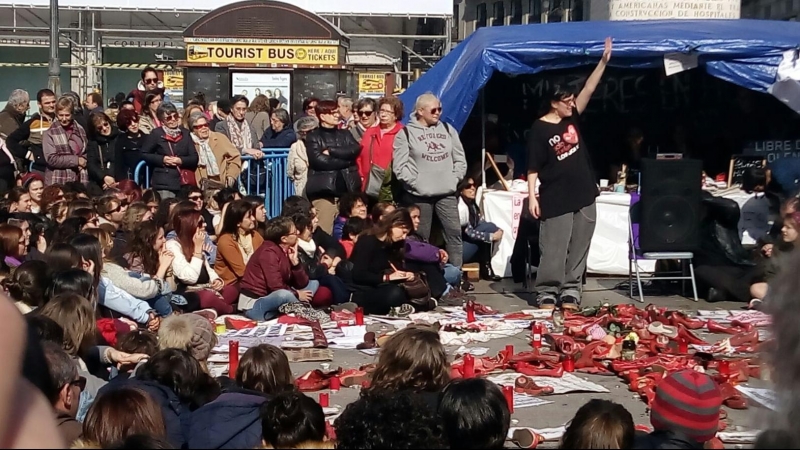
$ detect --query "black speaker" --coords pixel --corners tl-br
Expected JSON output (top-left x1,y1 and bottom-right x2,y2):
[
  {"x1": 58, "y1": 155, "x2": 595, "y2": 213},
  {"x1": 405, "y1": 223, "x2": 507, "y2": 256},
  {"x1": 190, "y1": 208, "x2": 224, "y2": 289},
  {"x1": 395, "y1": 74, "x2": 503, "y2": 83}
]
[{"x1": 638, "y1": 158, "x2": 702, "y2": 253}]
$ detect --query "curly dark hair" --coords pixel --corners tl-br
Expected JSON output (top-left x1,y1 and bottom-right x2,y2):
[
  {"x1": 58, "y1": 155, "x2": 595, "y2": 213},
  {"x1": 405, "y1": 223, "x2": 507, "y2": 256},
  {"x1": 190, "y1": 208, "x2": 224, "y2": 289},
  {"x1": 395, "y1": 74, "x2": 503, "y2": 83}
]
[
  {"x1": 334, "y1": 390, "x2": 446, "y2": 449},
  {"x1": 260, "y1": 391, "x2": 325, "y2": 448},
  {"x1": 126, "y1": 221, "x2": 162, "y2": 275}
]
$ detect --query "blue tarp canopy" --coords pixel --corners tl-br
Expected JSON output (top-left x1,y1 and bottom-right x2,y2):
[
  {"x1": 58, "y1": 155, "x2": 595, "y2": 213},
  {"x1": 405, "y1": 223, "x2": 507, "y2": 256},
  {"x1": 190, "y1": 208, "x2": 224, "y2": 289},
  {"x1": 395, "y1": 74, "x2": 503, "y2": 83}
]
[{"x1": 399, "y1": 19, "x2": 800, "y2": 131}]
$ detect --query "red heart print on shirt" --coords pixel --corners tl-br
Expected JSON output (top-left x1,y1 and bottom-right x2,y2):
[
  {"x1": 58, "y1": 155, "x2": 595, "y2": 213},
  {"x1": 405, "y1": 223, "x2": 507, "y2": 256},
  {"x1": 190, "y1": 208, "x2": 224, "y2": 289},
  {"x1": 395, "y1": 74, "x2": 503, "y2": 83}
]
[{"x1": 563, "y1": 125, "x2": 579, "y2": 144}]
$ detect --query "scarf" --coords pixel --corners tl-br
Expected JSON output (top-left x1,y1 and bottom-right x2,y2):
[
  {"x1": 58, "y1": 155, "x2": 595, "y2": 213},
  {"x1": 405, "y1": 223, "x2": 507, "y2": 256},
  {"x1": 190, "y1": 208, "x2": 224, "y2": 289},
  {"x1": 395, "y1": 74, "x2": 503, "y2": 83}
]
[
  {"x1": 162, "y1": 125, "x2": 182, "y2": 141},
  {"x1": 226, "y1": 114, "x2": 252, "y2": 151},
  {"x1": 237, "y1": 232, "x2": 255, "y2": 264},
  {"x1": 191, "y1": 133, "x2": 220, "y2": 177},
  {"x1": 297, "y1": 237, "x2": 317, "y2": 258}
]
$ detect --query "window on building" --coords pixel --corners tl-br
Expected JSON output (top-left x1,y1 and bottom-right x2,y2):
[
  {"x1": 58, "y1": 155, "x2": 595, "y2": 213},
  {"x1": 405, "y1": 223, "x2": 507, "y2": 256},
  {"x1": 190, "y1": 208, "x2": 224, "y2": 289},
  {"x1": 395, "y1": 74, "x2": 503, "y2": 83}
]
[
  {"x1": 764, "y1": 5, "x2": 771, "y2": 18},
  {"x1": 492, "y1": 1, "x2": 506, "y2": 25},
  {"x1": 477, "y1": 3, "x2": 488, "y2": 28},
  {"x1": 510, "y1": 0, "x2": 523, "y2": 24},
  {"x1": 529, "y1": 0, "x2": 542, "y2": 23},
  {"x1": 570, "y1": 0, "x2": 583, "y2": 21},
  {"x1": 453, "y1": 4, "x2": 461, "y2": 40},
  {"x1": 787, "y1": 0, "x2": 794, "y2": 15}
]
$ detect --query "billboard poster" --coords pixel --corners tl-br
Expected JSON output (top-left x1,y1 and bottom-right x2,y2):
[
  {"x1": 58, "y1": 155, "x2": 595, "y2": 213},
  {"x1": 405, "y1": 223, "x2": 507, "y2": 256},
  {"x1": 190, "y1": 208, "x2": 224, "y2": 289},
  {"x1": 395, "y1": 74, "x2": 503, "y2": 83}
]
[
  {"x1": 230, "y1": 72, "x2": 291, "y2": 113},
  {"x1": 358, "y1": 73, "x2": 385, "y2": 99}
]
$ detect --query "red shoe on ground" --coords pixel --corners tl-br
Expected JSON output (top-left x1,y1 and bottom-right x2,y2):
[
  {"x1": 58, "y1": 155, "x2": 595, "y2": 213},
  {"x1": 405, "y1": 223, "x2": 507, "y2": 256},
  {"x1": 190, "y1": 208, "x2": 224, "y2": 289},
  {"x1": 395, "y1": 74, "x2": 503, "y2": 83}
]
[{"x1": 514, "y1": 376, "x2": 554, "y2": 396}]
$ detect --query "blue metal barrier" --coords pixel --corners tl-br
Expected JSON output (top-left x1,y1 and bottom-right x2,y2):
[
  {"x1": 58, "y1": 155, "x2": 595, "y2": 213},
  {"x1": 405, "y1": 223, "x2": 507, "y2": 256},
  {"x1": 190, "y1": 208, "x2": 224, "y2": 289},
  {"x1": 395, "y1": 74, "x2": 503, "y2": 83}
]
[{"x1": 132, "y1": 148, "x2": 293, "y2": 218}]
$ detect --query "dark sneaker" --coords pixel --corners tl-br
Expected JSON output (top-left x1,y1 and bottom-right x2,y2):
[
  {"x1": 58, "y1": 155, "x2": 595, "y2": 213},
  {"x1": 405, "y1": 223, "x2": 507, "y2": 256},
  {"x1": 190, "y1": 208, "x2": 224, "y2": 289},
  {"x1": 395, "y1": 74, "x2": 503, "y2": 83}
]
[
  {"x1": 439, "y1": 291, "x2": 466, "y2": 307},
  {"x1": 536, "y1": 296, "x2": 557, "y2": 310},
  {"x1": 559, "y1": 294, "x2": 580, "y2": 311},
  {"x1": 460, "y1": 278, "x2": 475, "y2": 292}
]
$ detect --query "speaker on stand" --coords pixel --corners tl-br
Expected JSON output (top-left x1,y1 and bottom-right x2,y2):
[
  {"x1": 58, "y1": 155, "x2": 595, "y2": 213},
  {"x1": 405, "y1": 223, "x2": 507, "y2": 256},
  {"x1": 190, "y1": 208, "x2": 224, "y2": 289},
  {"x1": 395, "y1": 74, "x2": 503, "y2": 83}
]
[{"x1": 638, "y1": 158, "x2": 703, "y2": 253}]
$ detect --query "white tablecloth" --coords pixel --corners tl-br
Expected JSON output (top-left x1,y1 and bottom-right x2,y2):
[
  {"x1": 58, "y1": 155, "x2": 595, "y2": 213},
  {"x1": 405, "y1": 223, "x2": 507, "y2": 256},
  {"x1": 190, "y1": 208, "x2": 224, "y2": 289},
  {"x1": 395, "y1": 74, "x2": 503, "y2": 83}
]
[{"x1": 481, "y1": 190, "x2": 656, "y2": 277}]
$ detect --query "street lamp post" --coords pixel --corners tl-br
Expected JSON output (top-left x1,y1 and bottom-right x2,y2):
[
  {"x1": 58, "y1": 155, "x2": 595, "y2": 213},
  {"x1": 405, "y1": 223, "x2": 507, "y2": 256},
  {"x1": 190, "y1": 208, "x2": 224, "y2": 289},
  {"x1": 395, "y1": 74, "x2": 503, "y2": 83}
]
[{"x1": 48, "y1": 0, "x2": 61, "y2": 96}]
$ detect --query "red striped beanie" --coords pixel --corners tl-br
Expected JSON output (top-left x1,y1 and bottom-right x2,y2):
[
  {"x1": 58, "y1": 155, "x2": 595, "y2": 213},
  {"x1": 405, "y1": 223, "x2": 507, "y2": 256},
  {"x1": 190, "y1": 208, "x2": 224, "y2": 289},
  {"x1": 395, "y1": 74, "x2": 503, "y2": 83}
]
[{"x1": 650, "y1": 370, "x2": 722, "y2": 443}]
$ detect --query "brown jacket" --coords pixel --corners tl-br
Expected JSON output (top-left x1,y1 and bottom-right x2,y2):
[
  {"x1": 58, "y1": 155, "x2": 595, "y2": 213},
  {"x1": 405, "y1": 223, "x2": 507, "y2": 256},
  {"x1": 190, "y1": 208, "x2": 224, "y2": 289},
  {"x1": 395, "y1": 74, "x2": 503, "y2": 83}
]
[
  {"x1": 194, "y1": 131, "x2": 242, "y2": 185},
  {"x1": 215, "y1": 231, "x2": 264, "y2": 285},
  {"x1": 56, "y1": 410, "x2": 83, "y2": 447}
]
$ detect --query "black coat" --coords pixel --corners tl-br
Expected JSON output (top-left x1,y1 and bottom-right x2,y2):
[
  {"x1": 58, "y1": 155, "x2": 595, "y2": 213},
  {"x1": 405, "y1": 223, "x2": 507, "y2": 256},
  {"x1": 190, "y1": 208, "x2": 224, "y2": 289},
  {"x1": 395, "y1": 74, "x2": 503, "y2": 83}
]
[
  {"x1": 305, "y1": 126, "x2": 361, "y2": 199},
  {"x1": 115, "y1": 131, "x2": 145, "y2": 181},
  {"x1": 87, "y1": 128, "x2": 119, "y2": 195},
  {"x1": 140, "y1": 127, "x2": 199, "y2": 192}
]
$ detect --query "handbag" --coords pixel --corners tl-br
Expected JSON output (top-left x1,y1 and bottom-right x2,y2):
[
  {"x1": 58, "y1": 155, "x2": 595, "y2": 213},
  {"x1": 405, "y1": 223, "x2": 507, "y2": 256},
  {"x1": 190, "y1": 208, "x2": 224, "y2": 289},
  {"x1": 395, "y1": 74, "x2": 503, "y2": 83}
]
[
  {"x1": 168, "y1": 141, "x2": 198, "y2": 186},
  {"x1": 400, "y1": 272, "x2": 436, "y2": 312},
  {"x1": 364, "y1": 135, "x2": 386, "y2": 199}
]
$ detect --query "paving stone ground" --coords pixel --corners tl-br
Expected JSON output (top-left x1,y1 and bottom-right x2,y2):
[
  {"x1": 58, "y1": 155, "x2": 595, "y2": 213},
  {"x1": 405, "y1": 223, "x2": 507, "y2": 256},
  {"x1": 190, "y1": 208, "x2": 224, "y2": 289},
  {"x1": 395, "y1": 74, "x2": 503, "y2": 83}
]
[{"x1": 289, "y1": 277, "x2": 768, "y2": 448}]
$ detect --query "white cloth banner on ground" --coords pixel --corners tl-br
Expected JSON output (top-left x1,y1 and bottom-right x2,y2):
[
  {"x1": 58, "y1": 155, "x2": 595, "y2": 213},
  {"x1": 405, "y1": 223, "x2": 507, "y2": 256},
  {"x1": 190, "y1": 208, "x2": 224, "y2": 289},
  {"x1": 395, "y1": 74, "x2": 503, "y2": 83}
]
[
  {"x1": 488, "y1": 372, "x2": 609, "y2": 395},
  {"x1": 482, "y1": 190, "x2": 656, "y2": 276},
  {"x1": 510, "y1": 393, "x2": 553, "y2": 409},
  {"x1": 736, "y1": 386, "x2": 778, "y2": 411}
]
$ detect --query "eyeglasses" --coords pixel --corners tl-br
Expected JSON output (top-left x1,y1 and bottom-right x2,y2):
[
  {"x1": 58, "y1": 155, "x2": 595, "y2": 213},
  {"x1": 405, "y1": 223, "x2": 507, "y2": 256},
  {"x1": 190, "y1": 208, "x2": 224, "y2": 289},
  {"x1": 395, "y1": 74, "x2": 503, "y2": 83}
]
[
  {"x1": 165, "y1": 112, "x2": 179, "y2": 121},
  {"x1": 463, "y1": 182, "x2": 477, "y2": 189},
  {"x1": 189, "y1": 195, "x2": 203, "y2": 202},
  {"x1": 192, "y1": 123, "x2": 209, "y2": 130},
  {"x1": 63, "y1": 376, "x2": 86, "y2": 392},
  {"x1": 144, "y1": 78, "x2": 158, "y2": 84},
  {"x1": 379, "y1": 109, "x2": 394, "y2": 115},
  {"x1": 559, "y1": 97, "x2": 576, "y2": 105},
  {"x1": 96, "y1": 122, "x2": 110, "y2": 132},
  {"x1": 357, "y1": 110, "x2": 374, "y2": 117},
  {"x1": 428, "y1": 107, "x2": 442, "y2": 114}
]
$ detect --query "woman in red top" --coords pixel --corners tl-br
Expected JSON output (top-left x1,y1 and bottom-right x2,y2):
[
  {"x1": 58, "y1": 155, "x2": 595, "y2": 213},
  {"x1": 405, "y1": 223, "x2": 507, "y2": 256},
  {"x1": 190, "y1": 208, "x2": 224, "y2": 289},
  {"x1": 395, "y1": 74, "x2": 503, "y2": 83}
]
[{"x1": 357, "y1": 96, "x2": 403, "y2": 200}]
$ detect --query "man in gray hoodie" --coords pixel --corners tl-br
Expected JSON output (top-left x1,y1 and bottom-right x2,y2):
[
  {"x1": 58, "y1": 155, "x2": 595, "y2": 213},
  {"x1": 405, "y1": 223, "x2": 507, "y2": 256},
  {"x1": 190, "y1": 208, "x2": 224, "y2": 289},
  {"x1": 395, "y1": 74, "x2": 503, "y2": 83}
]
[{"x1": 393, "y1": 93, "x2": 467, "y2": 267}]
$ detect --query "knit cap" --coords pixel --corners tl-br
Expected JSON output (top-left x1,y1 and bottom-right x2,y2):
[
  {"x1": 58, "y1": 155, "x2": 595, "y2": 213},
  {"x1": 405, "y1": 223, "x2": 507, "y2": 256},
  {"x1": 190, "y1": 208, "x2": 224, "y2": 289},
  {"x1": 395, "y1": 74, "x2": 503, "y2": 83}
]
[
  {"x1": 159, "y1": 313, "x2": 217, "y2": 362},
  {"x1": 650, "y1": 370, "x2": 722, "y2": 443}
]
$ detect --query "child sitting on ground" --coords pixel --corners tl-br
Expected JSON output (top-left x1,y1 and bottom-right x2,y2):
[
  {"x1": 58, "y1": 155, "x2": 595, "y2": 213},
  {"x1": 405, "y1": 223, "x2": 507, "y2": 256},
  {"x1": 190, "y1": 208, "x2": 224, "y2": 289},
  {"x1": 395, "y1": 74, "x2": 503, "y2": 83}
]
[{"x1": 340, "y1": 217, "x2": 369, "y2": 259}]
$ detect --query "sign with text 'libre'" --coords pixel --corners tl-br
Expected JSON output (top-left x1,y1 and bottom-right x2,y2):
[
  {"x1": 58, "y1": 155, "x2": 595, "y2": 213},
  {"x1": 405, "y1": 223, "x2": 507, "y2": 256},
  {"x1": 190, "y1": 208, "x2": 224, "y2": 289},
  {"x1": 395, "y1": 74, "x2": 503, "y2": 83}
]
[{"x1": 186, "y1": 44, "x2": 339, "y2": 65}]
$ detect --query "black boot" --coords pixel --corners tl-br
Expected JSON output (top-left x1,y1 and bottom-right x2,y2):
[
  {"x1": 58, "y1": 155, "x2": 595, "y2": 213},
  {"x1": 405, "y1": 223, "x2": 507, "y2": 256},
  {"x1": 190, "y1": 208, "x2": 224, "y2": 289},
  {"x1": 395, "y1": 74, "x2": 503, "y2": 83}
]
[{"x1": 479, "y1": 244, "x2": 502, "y2": 281}]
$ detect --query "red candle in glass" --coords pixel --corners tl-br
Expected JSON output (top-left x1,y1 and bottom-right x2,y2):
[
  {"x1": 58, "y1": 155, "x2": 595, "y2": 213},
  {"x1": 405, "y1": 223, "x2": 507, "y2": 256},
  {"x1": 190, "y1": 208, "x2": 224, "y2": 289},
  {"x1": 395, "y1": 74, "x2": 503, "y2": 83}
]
[
  {"x1": 503, "y1": 385, "x2": 514, "y2": 413},
  {"x1": 678, "y1": 338, "x2": 689, "y2": 354},
  {"x1": 718, "y1": 360, "x2": 730, "y2": 376},
  {"x1": 355, "y1": 307, "x2": 364, "y2": 326},
  {"x1": 466, "y1": 301, "x2": 476, "y2": 323},
  {"x1": 463, "y1": 354, "x2": 475, "y2": 378},
  {"x1": 563, "y1": 355, "x2": 575, "y2": 372},
  {"x1": 228, "y1": 340, "x2": 239, "y2": 379},
  {"x1": 319, "y1": 393, "x2": 329, "y2": 407},
  {"x1": 505, "y1": 344, "x2": 514, "y2": 359},
  {"x1": 531, "y1": 322, "x2": 543, "y2": 349},
  {"x1": 329, "y1": 376, "x2": 341, "y2": 391}
]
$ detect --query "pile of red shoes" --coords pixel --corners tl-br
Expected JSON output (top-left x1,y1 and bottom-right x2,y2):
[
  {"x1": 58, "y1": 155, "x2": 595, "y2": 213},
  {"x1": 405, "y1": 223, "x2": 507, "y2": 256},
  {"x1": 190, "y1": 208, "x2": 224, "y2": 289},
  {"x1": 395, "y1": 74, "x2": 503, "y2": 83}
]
[{"x1": 295, "y1": 364, "x2": 377, "y2": 392}]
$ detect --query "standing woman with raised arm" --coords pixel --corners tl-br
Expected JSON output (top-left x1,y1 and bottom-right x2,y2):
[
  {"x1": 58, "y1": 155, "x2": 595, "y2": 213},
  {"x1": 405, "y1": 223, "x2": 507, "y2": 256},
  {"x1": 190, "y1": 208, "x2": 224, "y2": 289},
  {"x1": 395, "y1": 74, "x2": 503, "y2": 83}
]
[{"x1": 526, "y1": 37, "x2": 612, "y2": 311}]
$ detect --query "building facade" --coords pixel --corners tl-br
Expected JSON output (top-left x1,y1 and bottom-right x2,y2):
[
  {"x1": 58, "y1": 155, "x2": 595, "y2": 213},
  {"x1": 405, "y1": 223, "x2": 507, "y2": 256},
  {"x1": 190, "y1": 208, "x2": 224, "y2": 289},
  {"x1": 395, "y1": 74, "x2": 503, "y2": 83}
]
[
  {"x1": 0, "y1": 0, "x2": 452, "y2": 105},
  {"x1": 742, "y1": 0, "x2": 800, "y2": 19},
  {"x1": 453, "y1": 0, "x2": 584, "y2": 43}
]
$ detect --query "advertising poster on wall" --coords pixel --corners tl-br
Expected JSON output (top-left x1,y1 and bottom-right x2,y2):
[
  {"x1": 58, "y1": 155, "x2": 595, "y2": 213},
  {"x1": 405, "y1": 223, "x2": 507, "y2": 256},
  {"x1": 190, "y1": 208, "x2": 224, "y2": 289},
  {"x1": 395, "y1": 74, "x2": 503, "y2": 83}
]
[
  {"x1": 163, "y1": 70, "x2": 185, "y2": 109},
  {"x1": 358, "y1": 73, "x2": 385, "y2": 99},
  {"x1": 231, "y1": 72, "x2": 292, "y2": 113}
]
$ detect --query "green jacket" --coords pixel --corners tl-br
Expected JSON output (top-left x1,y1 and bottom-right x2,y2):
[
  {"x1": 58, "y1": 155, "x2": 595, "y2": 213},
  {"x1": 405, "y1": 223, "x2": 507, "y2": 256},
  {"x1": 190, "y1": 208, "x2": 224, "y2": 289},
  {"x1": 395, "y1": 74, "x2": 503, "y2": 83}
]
[{"x1": 378, "y1": 161, "x2": 403, "y2": 204}]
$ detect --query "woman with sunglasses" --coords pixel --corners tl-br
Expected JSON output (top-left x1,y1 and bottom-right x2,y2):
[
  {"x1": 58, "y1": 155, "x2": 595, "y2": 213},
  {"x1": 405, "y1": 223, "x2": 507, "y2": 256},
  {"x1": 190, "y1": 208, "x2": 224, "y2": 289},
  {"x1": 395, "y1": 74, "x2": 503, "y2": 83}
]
[
  {"x1": 357, "y1": 96, "x2": 403, "y2": 202},
  {"x1": 165, "y1": 208, "x2": 238, "y2": 315},
  {"x1": 140, "y1": 102, "x2": 199, "y2": 200},
  {"x1": 86, "y1": 112, "x2": 120, "y2": 196},
  {"x1": 115, "y1": 109, "x2": 144, "y2": 181},
  {"x1": 97, "y1": 196, "x2": 129, "y2": 231},
  {"x1": 305, "y1": 100, "x2": 362, "y2": 234},
  {"x1": 187, "y1": 112, "x2": 241, "y2": 189},
  {"x1": 458, "y1": 176, "x2": 503, "y2": 281}
]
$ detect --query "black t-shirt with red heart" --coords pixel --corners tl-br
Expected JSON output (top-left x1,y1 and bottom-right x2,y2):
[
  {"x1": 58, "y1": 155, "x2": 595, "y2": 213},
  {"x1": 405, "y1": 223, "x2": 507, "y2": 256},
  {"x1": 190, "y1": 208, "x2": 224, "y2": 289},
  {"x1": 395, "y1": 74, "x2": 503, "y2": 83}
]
[{"x1": 526, "y1": 109, "x2": 598, "y2": 219}]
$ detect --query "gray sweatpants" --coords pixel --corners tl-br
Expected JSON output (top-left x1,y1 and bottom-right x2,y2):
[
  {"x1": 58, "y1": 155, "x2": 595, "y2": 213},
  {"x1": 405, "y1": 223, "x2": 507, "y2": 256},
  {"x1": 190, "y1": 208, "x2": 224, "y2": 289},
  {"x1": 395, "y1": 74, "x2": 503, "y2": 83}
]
[
  {"x1": 408, "y1": 194, "x2": 464, "y2": 268},
  {"x1": 534, "y1": 201, "x2": 597, "y2": 301}
]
